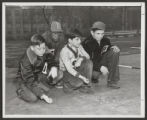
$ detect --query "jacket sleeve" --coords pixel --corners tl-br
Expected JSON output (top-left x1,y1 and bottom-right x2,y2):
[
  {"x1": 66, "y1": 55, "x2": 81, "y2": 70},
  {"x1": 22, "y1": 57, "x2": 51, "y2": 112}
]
[
  {"x1": 20, "y1": 57, "x2": 35, "y2": 84},
  {"x1": 79, "y1": 45, "x2": 90, "y2": 59},
  {"x1": 82, "y1": 40, "x2": 93, "y2": 59},
  {"x1": 15, "y1": 61, "x2": 23, "y2": 89}
]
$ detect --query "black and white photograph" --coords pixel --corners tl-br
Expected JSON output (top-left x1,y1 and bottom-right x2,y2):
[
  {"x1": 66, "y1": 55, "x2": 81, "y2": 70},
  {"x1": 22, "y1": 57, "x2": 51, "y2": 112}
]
[{"x1": 2, "y1": 1, "x2": 145, "y2": 118}]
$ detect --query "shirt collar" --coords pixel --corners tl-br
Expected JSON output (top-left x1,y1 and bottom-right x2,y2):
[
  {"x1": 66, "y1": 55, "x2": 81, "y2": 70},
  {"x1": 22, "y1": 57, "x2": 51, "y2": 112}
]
[{"x1": 68, "y1": 43, "x2": 78, "y2": 52}]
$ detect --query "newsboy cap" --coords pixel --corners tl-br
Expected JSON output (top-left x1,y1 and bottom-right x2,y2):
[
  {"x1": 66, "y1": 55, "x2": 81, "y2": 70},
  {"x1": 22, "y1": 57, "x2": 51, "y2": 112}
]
[{"x1": 91, "y1": 21, "x2": 106, "y2": 30}]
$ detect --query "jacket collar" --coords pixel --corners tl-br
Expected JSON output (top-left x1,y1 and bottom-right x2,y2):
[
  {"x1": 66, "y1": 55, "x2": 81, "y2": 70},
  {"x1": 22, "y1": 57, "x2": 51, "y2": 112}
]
[
  {"x1": 88, "y1": 35, "x2": 100, "y2": 47},
  {"x1": 27, "y1": 47, "x2": 37, "y2": 64},
  {"x1": 89, "y1": 35, "x2": 106, "y2": 45}
]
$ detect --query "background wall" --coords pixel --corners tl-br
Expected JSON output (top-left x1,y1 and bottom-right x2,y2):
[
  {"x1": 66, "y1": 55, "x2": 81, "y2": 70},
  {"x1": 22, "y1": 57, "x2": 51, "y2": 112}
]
[{"x1": 6, "y1": 6, "x2": 141, "y2": 41}]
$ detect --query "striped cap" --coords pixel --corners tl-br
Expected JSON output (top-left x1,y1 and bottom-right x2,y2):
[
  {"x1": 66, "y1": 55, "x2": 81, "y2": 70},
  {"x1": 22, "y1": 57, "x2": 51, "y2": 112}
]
[{"x1": 51, "y1": 21, "x2": 63, "y2": 32}]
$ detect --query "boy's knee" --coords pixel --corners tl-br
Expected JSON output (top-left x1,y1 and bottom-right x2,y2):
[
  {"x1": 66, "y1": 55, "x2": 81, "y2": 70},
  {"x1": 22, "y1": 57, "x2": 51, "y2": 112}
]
[
  {"x1": 108, "y1": 48, "x2": 120, "y2": 57},
  {"x1": 28, "y1": 95, "x2": 38, "y2": 103},
  {"x1": 17, "y1": 89, "x2": 38, "y2": 103}
]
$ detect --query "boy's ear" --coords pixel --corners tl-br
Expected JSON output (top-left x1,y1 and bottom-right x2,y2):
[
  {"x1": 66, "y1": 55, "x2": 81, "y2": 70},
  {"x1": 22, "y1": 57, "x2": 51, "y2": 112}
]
[
  {"x1": 30, "y1": 46, "x2": 34, "y2": 51},
  {"x1": 90, "y1": 30, "x2": 94, "y2": 36},
  {"x1": 68, "y1": 38, "x2": 72, "y2": 43}
]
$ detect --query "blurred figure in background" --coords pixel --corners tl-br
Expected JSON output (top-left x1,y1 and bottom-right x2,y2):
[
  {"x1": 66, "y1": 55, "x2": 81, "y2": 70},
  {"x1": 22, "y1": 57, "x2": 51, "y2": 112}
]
[
  {"x1": 42, "y1": 21, "x2": 66, "y2": 88},
  {"x1": 42, "y1": 21, "x2": 66, "y2": 63}
]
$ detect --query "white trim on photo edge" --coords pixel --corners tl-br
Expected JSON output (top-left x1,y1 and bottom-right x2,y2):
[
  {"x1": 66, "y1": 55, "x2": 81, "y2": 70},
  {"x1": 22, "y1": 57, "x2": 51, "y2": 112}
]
[
  {"x1": 140, "y1": 2, "x2": 145, "y2": 118},
  {"x1": 2, "y1": 2, "x2": 6, "y2": 118},
  {"x1": 2, "y1": 1, "x2": 145, "y2": 118},
  {"x1": 3, "y1": 2, "x2": 143, "y2": 6}
]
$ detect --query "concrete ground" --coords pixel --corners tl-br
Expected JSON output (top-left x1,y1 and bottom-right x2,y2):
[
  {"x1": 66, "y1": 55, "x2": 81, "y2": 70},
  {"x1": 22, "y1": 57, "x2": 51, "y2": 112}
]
[{"x1": 4, "y1": 36, "x2": 142, "y2": 117}]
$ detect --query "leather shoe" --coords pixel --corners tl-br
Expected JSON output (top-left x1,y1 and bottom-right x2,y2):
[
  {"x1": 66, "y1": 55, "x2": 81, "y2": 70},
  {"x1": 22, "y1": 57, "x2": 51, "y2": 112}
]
[
  {"x1": 107, "y1": 83, "x2": 120, "y2": 89},
  {"x1": 92, "y1": 79, "x2": 99, "y2": 83},
  {"x1": 79, "y1": 86, "x2": 94, "y2": 94}
]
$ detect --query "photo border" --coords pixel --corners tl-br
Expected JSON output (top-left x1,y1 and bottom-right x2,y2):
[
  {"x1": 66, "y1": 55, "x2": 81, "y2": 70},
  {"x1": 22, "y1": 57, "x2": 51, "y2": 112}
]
[{"x1": 1, "y1": 0, "x2": 146, "y2": 119}]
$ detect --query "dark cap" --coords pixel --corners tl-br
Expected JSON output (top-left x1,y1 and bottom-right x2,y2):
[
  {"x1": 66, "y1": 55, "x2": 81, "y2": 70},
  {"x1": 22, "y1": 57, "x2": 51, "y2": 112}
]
[
  {"x1": 91, "y1": 21, "x2": 105, "y2": 30},
  {"x1": 70, "y1": 29, "x2": 83, "y2": 37},
  {"x1": 66, "y1": 29, "x2": 83, "y2": 39}
]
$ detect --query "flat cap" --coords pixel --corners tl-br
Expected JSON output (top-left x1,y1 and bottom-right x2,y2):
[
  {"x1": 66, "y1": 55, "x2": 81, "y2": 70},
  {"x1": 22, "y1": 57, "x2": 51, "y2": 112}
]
[{"x1": 91, "y1": 21, "x2": 105, "y2": 30}]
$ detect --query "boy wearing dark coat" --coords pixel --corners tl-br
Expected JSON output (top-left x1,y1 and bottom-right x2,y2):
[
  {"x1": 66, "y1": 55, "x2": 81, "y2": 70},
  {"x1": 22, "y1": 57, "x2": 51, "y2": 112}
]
[
  {"x1": 16, "y1": 34, "x2": 63, "y2": 103},
  {"x1": 82, "y1": 21, "x2": 120, "y2": 89}
]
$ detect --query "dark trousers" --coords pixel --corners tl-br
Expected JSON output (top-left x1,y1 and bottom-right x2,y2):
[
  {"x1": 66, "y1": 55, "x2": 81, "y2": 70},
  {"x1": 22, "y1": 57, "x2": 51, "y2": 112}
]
[
  {"x1": 93, "y1": 48, "x2": 120, "y2": 84},
  {"x1": 62, "y1": 59, "x2": 93, "y2": 90},
  {"x1": 16, "y1": 82, "x2": 45, "y2": 102},
  {"x1": 16, "y1": 70, "x2": 63, "y2": 102}
]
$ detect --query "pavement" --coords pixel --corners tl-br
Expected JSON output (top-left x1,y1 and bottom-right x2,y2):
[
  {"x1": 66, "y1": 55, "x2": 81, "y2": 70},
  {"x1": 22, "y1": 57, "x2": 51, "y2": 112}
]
[{"x1": 4, "y1": 54, "x2": 141, "y2": 117}]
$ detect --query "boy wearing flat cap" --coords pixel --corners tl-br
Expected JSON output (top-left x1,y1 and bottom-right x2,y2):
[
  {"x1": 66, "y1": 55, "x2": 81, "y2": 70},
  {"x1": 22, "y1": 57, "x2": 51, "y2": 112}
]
[
  {"x1": 59, "y1": 29, "x2": 94, "y2": 93},
  {"x1": 82, "y1": 21, "x2": 120, "y2": 89}
]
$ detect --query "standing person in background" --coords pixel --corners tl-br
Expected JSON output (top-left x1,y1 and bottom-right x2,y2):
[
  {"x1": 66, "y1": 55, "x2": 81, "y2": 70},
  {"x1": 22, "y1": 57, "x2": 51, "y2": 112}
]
[
  {"x1": 82, "y1": 21, "x2": 120, "y2": 89},
  {"x1": 59, "y1": 29, "x2": 94, "y2": 94},
  {"x1": 42, "y1": 21, "x2": 66, "y2": 63},
  {"x1": 42, "y1": 21, "x2": 66, "y2": 88}
]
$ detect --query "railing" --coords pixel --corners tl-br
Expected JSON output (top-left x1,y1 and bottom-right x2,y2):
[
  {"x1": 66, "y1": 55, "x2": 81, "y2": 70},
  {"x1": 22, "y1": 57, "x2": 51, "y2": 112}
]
[{"x1": 105, "y1": 30, "x2": 140, "y2": 38}]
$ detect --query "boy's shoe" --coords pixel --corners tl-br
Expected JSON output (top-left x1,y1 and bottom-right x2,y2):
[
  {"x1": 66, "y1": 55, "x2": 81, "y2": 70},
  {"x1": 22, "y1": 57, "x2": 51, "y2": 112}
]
[
  {"x1": 107, "y1": 83, "x2": 120, "y2": 89},
  {"x1": 55, "y1": 84, "x2": 63, "y2": 89},
  {"x1": 40, "y1": 94, "x2": 53, "y2": 104},
  {"x1": 63, "y1": 84, "x2": 74, "y2": 93},
  {"x1": 79, "y1": 86, "x2": 94, "y2": 94},
  {"x1": 55, "y1": 82, "x2": 63, "y2": 89},
  {"x1": 92, "y1": 79, "x2": 99, "y2": 83}
]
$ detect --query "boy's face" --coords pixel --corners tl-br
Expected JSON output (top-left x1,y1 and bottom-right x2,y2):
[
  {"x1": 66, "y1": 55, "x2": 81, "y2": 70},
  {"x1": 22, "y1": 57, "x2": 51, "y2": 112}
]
[
  {"x1": 91, "y1": 30, "x2": 105, "y2": 41},
  {"x1": 69, "y1": 37, "x2": 81, "y2": 48},
  {"x1": 32, "y1": 43, "x2": 46, "y2": 56}
]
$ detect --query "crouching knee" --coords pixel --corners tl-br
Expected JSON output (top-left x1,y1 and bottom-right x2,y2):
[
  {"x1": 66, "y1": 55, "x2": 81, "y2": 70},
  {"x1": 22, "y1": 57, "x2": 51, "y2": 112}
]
[
  {"x1": 28, "y1": 95, "x2": 38, "y2": 103},
  {"x1": 16, "y1": 89, "x2": 38, "y2": 103},
  {"x1": 108, "y1": 48, "x2": 120, "y2": 57}
]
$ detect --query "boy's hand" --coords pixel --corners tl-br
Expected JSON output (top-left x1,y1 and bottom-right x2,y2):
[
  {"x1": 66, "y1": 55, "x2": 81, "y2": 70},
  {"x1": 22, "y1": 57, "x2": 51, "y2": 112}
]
[
  {"x1": 48, "y1": 67, "x2": 57, "y2": 79},
  {"x1": 111, "y1": 46, "x2": 120, "y2": 53},
  {"x1": 46, "y1": 47, "x2": 55, "y2": 55},
  {"x1": 79, "y1": 75, "x2": 89, "y2": 84},
  {"x1": 100, "y1": 66, "x2": 109, "y2": 75}
]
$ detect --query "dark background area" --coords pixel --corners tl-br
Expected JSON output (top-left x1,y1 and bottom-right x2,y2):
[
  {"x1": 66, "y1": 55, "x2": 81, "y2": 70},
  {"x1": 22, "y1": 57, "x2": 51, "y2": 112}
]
[{"x1": 6, "y1": 6, "x2": 141, "y2": 41}]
